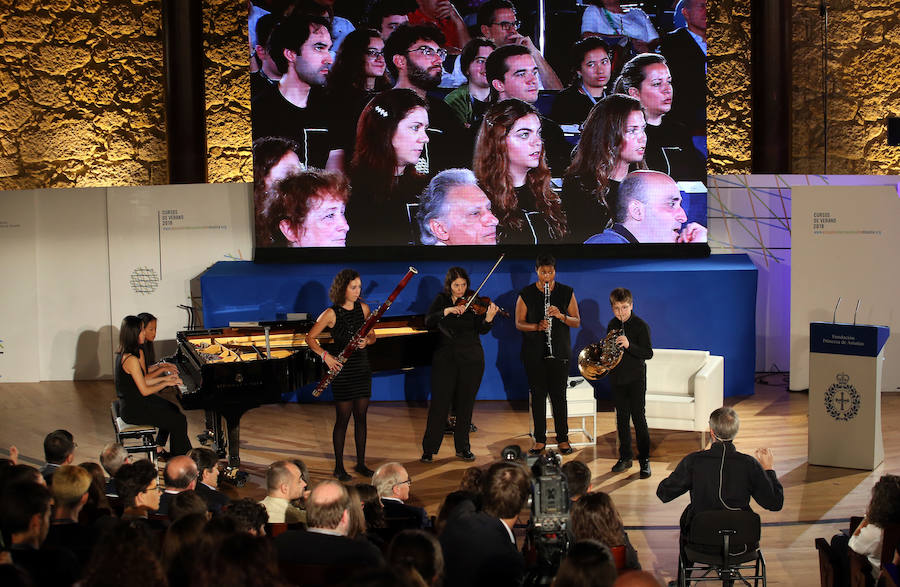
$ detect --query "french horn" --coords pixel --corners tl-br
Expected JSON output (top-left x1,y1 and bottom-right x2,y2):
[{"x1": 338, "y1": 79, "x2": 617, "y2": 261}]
[{"x1": 577, "y1": 329, "x2": 624, "y2": 380}]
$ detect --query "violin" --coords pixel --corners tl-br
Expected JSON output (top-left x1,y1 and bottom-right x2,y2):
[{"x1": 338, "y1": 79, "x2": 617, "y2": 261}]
[{"x1": 456, "y1": 295, "x2": 510, "y2": 318}]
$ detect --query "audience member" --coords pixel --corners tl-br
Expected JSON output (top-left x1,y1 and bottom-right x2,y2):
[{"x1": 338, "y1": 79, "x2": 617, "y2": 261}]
[
  {"x1": 562, "y1": 94, "x2": 646, "y2": 243},
  {"x1": 0, "y1": 464, "x2": 44, "y2": 490},
  {"x1": 387, "y1": 529, "x2": 445, "y2": 586},
  {"x1": 444, "y1": 38, "x2": 496, "y2": 129},
  {"x1": 258, "y1": 169, "x2": 351, "y2": 248},
  {"x1": 0, "y1": 481, "x2": 80, "y2": 586},
  {"x1": 553, "y1": 539, "x2": 618, "y2": 587},
  {"x1": 440, "y1": 461, "x2": 530, "y2": 587},
  {"x1": 80, "y1": 519, "x2": 166, "y2": 587},
  {"x1": 407, "y1": 0, "x2": 470, "y2": 51},
  {"x1": 474, "y1": 99, "x2": 568, "y2": 244},
  {"x1": 356, "y1": 482, "x2": 387, "y2": 530},
  {"x1": 570, "y1": 491, "x2": 641, "y2": 570},
  {"x1": 45, "y1": 465, "x2": 95, "y2": 568},
  {"x1": 659, "y1": 0, "x2": 707, "y2": 136},
  {"x1": 251, "y1": 13, "x2": 334, "y2": 168},
  {"x1": 585, "y1": 170, "x2": 706, "y2": 244},
  {"x1": 259, "y1": 460, "x2": 307, "y2": 524},
  {"x1": 657, "y1": 407, "x2": 784, "y2": 564},
  {"x1": 550, "y1": 37, "x2": 611, "y2": 126},
  {"x1": 273, "y1": 480, "x2": 384, "y2": 569},
  {"x1": 208, "y1": 531, "x2": 291, "y2": 587},
  {"x1": 168, "y1": 490, "x2": 209, "y2": 522},
  {"x1": 160, "y1": 512, "x2": 207, "y2": 586},
  {"x1": 77, "y1": 461, "x2": 113, "y2": 523},
  {"x1": 114, "y1": 459, "x2": 162, "y2": 521},
  {"x1": 615, "y1": 53, "x2": 705, "y2": 181},
  {"x1": 40, "y1": 429, "x2": 75, "y2": 485},
  {"x1": 293, "y1": 0, "x2": 355, "y2": 53},
  {"x1": 368, "y1": 0, "x2": 409, "y2": 40},
  {"x1": 99, "y1": 442, "x2": 129, "y2": 497},
  {"x1": 250, "y1": 13, "x2": 282, "y2": 100},
  {"x1": 581, "y1": 0, "x2": 659, "y2": 54},
  {"x1": 476, "y1": 0, "x2": 561, "y2": 89},
  {"x1": 158, "y1": 455, "x2": 199, "y2": 517},
  {"x1": 222, "y1": 498, "x2": 269, "y2": 536},
  {"x1": 562, "y1": 460, "x2": 593, "y2": 501},
  {"x1": 252, "y1": 136, "x2": 305, "y2": 239},
  {"x1": 418, "y1": 168, "x2": 499, "y2": 246},
  {"x1": 188, "y1": 447, "x2": 229, "y2": 513},
  {"x1": 484, "y1": 45, "x2": 570, "y2": 176},
  {"x1": 374, "y1": 462, "x2": 431, "y2": 531}
]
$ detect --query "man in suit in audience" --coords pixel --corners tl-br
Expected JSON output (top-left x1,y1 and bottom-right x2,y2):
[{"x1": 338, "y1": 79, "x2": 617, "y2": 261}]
[
  {"x1": 40, "y1": 429, "x2": 76, "y2": 486},
  {"x1": 259, "y1": 460, "x2": 307, "y2": 524},
  {"x1": 273, "y1": 480, "x2": 383, "y2": 569},
  {"x1": 485, "y1": 44, "x2": 571, "y2": 176},
  {"x1": 158, "y1": 455, "x2": 198, "y2": 517},
  {"x1": 440, "y1": 461, "x2": 530, "y2": 587},
  {"x1": 657, "y1": 407, "x2": 784, "y2": 562},
  {"x1": 188, "y1": 447, "x2": 230, "y2": 513},
  {"x1": 659, "y1": 0, "x2": 707, "y2": 136},
  {"x1": 99, "y1": 442, "x2": 130, "y2": 497},
  {"x1": 373, "y1": 462, "x2": 431, "y2": 532}
]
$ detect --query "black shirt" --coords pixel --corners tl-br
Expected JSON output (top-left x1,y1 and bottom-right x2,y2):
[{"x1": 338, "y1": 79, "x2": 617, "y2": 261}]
[
  {"x1": 561, "y1": 176, "x2": 618, "y2": 243},
  {"x1": 495, "y1": 185, "x2": 555, "y2": 245},
  {"x1": 250, "y1": 85, "x2": 331, "y2": 168},
  {"x1": 606, "y1": 312, "x2": 652, "y2": 384},
  {"x1": 644, "y1": 118, "x2": 706, "y2": 182},
  {"x1": 426, "y1": 291, "x2": 494, "y2": 350},
  {"x1": 346, "y1": 170, "x2": 428, "y2": 246},
  {"x1": 550, "y1": 84, "x2": 603, "y2": 126},
  {"x1": 539, "y1": 114, "x2": 573, "y2": 178},
  {"x1": 519, "y1": 282, "x2": 574, "y2": 361}
]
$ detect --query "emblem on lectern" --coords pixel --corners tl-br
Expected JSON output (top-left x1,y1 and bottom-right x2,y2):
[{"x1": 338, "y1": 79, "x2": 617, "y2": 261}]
[{"x1": 825, "y1": 373, "x2": 860, "y2": 421}]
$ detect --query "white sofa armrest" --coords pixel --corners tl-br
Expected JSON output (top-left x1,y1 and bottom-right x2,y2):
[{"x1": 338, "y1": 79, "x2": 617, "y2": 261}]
[{"x1": 691, "y1": 354, "x2": 725, "y2": 431}]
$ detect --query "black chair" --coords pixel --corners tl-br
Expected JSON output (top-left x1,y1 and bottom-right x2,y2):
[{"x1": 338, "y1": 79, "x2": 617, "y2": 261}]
[{"x1": 679, "y1": 510, "x2": 767, "y2": 586}]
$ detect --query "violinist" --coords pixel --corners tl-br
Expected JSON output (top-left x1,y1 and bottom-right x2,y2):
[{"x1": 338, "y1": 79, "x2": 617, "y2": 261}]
[{"x1": 421, "y1": 266, "x2": 499, "y2": 463}]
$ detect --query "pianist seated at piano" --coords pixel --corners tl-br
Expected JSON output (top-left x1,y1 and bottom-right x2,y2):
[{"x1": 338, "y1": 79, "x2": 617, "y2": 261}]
[
  {"x1": 306, "y1": 269, "x2": 377, "y2": 482},
  {"x1": 116, "y1": 315, "x2": 192, "y2": 456},
  {"x1": 138, "y1": 312, "x2": 177, "y2": 385},
  {"x1": 256, "y1": 169, "x2": 350, "y2": 248}
]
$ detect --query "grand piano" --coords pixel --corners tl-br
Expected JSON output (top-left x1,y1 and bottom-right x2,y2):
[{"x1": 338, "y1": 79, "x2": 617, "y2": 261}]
[{"x1": 169, "y1": 316, "x2": 436, "y2": 484}]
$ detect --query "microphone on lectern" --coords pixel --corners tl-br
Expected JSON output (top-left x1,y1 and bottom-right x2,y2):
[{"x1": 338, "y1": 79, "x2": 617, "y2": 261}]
[{"x1": 833, "y1": 297, "x2": 842, "y2": 324}]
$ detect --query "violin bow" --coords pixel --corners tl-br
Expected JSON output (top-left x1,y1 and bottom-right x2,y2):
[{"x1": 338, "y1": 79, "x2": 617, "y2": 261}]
[{"x1": 462, "y1": 253, "x2": 505, "y2": 313}]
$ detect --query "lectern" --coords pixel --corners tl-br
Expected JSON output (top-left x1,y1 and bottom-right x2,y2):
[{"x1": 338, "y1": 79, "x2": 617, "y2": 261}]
[{"x1": 808, "y1": 322, "x2": 890, "y2": 470}]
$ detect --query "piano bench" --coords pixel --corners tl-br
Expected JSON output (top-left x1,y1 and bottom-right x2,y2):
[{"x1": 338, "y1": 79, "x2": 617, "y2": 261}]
[{"x1": 110, "y1": 400, "x2": 158, "y2": 465}]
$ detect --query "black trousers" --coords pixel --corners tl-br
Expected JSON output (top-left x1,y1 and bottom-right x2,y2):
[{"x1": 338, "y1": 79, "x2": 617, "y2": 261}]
[
  {"x1": 612, "y1": 378, "x2": 650, "y2": 460},
  {"x1": 121, "y1": 394, "x2": 191, "y2": 456},
  {"x1": 525, "y1": 356, "x2": 569, "y2": 444},
  {"x1": 422, "y1": 346, "x2": 484, "y2": 454}
]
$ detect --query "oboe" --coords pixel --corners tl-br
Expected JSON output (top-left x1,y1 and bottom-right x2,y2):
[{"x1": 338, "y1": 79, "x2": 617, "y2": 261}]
[{"x1": 543, "y1": 282, "x2": 554, "y2": 359}]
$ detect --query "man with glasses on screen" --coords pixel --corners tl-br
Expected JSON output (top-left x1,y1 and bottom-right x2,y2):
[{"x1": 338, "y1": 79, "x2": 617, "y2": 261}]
[
  {"x1": 585, "y1": 170, "x2": 707, "y2": 244},
  {"x1": 385, "y1": 24, "x2": 468, "y2": 171},
  {"x1": 476, "y1": 0, "x2": 561, "y2": 90},
  {"x1": 418, "y1": 168, "x2": 499, "y2": 246},
  {"x1": 251, "y1": 13, "x2": 333, "y2": 168},
  {"x1": 373, "y1": 462, "x2": 431, "y2": 531}
]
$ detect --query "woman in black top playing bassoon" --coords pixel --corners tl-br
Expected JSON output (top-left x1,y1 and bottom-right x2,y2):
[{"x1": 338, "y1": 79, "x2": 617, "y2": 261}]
[
  {"x1": 421, "y1": 267, "x2": 499, "y2": 463},
  {"x1": 306, "y1": 269, "x2": 377, "y2": 482}
]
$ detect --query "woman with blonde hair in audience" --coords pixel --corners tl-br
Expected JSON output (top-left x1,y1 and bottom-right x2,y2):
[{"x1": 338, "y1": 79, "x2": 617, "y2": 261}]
[
  {"x1": 570, "y1": 491, "x2": 641, "y2": 570},
  {"x1": 561, "y1": 93, "x2": 646, "y2": 243},
  {"x1": 347, "y1": 88, "x2": 431, "y2": 246},
  {"x1": 473, "y1": 99, "x2": 568, "y2": 244}
]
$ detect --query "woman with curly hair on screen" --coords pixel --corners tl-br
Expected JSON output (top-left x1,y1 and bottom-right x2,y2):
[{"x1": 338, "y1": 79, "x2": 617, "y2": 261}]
[{"x1": 473, "y1": 99, "x2": 567, "y2": 245}]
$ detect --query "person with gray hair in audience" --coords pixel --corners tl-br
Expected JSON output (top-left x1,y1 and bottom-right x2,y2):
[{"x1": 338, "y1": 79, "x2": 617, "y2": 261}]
[
  {"x1": 374, "y1": 462, "x2": 431, "y2": 532},
  {"x1": 657, "y1": 406, "x2": 783, "y2": 566},
  {"x1": 418, "y1": 168, "x2": 499, "y2": 246},
  {"x1": 259, "y1": 460, "x2": 307, "y2": 524},
  {"x1": 585, "y1": 170, "x2": 707, "y2": 244},
  {"x1": 99, "y1": 442, "x2": 130, "y2": 497}
]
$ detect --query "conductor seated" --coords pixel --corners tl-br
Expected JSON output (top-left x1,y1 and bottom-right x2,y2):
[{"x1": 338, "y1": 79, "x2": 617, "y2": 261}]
[{"x1": 656, "y1": 407, "x2": 784, "y2": 558}]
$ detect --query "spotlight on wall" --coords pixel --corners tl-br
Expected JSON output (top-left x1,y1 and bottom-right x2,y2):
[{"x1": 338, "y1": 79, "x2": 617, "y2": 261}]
[{"x1": 889, "y1": 117, "x2": 900, "y2": 146}]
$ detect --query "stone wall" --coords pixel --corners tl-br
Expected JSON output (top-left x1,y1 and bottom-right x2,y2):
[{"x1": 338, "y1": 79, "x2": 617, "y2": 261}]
[
  {"x1": 0, "y1": 0, "x2": 168, "y2": 189},
  {"x1": 707, "y1": 0, "x2": 751, "y2": 174},
  {"x1": 792, "y1": 1, "x2": 900, "y2": 175}
]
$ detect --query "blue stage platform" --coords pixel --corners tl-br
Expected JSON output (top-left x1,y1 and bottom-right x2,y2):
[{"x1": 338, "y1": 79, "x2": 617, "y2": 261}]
[{"x1": 201, "y1": 254, "x2": 757, "y2": 402}]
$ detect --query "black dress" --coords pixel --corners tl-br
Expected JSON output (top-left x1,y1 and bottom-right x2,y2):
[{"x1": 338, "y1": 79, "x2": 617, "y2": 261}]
[
  {"x1": 115, "y1": 353, "x2": 191, "y2": 455},
  {"x1": 329, "y1": 302, "x2": 372, "y2": 401}
]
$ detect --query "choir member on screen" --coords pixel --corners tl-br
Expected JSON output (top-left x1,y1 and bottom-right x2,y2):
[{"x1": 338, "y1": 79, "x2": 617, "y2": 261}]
[
  {"x1": 585, "y1": 170, "x2": 707, "y2": 244},
  {"x1": 474, "y1": 99, "x2": 567, "y2": 245},
  {"x1": 550, "y1": 37, "x2": 612, "y2": 127},
  {"x1": 515, "y1": 255, "x2": 580, "y2": 456},
  {"x1": 305, "y1": 270, "x2": 376, "y2": 482},
  {"x1": 421, "y1": 267, "x2": 498, "y2": 463},
  {"x1": 417, "y1": 169, "x2": 498, "y2": 246},
  {"x1": 324, "y1": 28, "x2": 391, "y2": 171},
  {"x1": 347, "y1": 89, "x2": 430, "y2": 246},
  {"x1": 257, "y1": 169, "x2": 350, "y2": 248},
  {"x1": 615, "y1": 53, "x2": 705, "y2": 182},
  {"x1": 561, "y1": 94, "x2": 647, "y2": 243}
]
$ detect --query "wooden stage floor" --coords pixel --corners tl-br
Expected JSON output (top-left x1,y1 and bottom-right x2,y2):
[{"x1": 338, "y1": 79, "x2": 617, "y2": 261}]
[{"x1": 1, "y1": 376, "x2": 897, "y2": 585}]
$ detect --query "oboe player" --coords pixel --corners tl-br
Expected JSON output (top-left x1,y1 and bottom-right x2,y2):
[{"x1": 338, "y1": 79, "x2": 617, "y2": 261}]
[
  {"x1": 515, "y1": 254, "x2": 581, "y2": 455},
  {"x1": 306, "y1": 269, "x2": 377, "y2": 482}
]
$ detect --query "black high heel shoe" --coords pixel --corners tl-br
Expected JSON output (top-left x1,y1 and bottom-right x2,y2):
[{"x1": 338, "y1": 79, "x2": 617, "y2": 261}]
[
  {"x1": 354, "y1": 463, "x2": 374, "y2": 477},
  {"x1": 333, "y1": 466, "x2": 351, "y2": 482}
]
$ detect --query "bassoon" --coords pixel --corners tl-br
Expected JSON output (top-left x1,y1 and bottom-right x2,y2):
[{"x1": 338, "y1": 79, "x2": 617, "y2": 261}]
[{"x1": 311, "y1": 267, "x2": 418, "y2": 397}]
